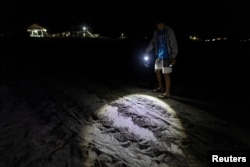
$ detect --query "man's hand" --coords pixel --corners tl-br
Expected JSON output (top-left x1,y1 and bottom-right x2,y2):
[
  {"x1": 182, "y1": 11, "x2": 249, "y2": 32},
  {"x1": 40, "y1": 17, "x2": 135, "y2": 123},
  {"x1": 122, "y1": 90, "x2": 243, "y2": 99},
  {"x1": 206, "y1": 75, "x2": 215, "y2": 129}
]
[{"x1": 171, "y1": 58, "x2": 176, "y2": 65}]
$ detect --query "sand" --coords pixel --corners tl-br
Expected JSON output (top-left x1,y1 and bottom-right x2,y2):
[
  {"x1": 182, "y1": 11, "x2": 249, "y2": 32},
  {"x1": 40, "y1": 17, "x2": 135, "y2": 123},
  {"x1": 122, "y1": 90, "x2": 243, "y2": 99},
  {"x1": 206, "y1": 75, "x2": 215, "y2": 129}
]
[{"x1": 0, "y1": 78, "x2": 249, "y2": 167}]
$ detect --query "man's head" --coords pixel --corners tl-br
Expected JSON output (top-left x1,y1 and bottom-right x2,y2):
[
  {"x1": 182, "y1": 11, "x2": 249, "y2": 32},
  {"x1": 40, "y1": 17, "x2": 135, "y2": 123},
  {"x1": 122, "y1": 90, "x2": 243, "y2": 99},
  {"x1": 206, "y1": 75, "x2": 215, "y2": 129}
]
[{"x1": 155, "y1": 17, "x2": 166, "y2": 30}]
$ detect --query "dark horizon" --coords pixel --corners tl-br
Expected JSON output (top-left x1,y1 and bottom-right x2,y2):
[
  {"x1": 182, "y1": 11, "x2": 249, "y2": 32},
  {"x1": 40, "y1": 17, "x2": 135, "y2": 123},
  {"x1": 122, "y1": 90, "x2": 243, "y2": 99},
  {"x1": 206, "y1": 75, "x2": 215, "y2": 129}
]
[{"x1": 1, "y1": 1, "x2": 250, "y2": 38}]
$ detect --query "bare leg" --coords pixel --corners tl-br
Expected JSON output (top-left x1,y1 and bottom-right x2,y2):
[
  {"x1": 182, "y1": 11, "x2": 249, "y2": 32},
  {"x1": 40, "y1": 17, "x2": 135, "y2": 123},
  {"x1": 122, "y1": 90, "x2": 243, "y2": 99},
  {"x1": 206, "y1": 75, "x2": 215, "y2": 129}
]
[
  {"x1": 156, "y1": 69, "x2": 163, "y2": 89},
  {"x1": 163, "y1": 73, "x2": 171, "y2": 97}
]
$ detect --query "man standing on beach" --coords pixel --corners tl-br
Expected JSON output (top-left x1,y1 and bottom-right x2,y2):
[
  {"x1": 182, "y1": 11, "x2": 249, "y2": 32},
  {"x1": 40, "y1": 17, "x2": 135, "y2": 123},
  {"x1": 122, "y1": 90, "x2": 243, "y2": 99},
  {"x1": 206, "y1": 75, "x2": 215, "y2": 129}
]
[{"x1": 145, "y1": 18, "x2": 178, "y2": 98}]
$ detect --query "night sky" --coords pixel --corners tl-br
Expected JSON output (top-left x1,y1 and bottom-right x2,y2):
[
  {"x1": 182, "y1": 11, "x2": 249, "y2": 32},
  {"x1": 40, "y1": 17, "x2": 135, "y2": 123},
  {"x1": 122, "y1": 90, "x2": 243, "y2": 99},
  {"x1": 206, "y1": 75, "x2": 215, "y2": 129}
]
[{"x1": 1, "y1": 1, "x2": 250, "y2": 38}]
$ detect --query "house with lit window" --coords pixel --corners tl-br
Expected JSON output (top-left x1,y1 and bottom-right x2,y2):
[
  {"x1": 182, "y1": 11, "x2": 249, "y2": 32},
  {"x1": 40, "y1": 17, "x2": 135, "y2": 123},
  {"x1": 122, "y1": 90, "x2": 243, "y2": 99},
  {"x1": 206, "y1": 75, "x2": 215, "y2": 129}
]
[{"x1": 27, "y1": 24, "x2": 48, "y2": 37}]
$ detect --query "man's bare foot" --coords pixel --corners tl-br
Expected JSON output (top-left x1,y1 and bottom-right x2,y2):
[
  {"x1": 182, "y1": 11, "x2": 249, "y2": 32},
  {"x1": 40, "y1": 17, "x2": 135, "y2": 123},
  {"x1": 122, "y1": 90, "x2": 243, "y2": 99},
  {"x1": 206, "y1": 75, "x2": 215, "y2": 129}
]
[
  {"x1": 158, "y1": 92, "x2": 171, "y2": 98},
  {"x1": 152, "y1": 87, "x2": 164, "y2": 92}
]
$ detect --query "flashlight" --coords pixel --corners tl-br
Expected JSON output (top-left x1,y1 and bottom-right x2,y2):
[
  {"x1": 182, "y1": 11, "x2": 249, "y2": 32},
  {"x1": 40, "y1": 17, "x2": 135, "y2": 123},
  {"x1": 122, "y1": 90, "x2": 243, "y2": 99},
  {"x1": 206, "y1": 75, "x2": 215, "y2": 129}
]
[{"x1": 143, "y1": 54, "x2": 150, "y2": 68}]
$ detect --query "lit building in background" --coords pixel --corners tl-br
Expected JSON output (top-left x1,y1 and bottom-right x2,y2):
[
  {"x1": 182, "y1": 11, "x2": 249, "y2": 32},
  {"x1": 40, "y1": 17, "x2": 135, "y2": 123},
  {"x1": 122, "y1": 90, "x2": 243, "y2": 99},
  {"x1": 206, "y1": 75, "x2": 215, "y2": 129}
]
[
  {"x1": 81, "y1": 26, "x2": 96, "y2": 38},
  {"x1": 27, "y1": 24, "x2": 47, "y2": 37},
  {"x1": 190, "y1": 35, "x2": 228, "y2": 42},
  {"x1": 119, "y1": 33, "x2": 128, "y2": 39},
  {"x1": 62, "y1": 25, "x2": 99, "y2": 38},
  {"x1": 189, "y1": 36, "x2": 200, "y2": 41}
]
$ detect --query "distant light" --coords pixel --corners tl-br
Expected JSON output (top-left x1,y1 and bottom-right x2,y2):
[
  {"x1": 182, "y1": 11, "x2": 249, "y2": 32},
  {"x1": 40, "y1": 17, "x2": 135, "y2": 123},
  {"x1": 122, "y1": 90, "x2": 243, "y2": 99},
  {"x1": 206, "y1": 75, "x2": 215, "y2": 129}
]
[
  {"x1": 120, "y1": 33, "x2": 127, "y2": 39},
  {"x1": 212, "y1": 39, "x2": 216, "y2": 42},
  {"x1": 144, "y1": 56, "x2": 149, "y2": 61},
  {"x1": 83, "y1": 26, "x2": 87, "y2": 31},
  {"x1": 190, "y1": 36, "x2": 199, "y2": 40}
]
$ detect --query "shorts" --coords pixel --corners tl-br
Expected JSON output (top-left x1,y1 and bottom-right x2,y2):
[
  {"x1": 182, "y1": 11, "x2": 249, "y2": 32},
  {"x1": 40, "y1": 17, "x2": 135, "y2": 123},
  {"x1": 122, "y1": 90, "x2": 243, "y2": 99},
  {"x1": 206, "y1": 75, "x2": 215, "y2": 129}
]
[{"x1": 155, "y1": 58, "x2": 172, "y2": 74}]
